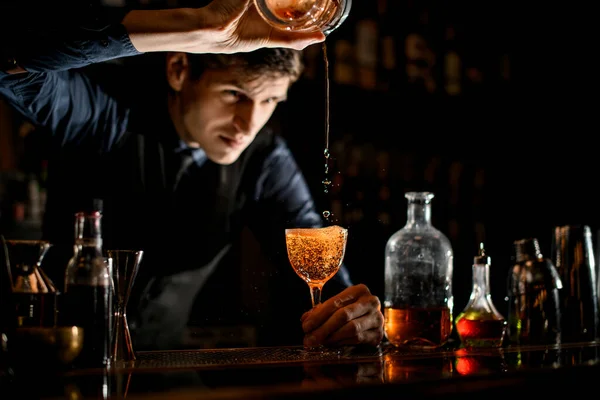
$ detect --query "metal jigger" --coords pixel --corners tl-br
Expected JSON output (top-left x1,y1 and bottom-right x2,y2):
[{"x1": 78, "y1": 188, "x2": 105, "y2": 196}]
[{"x1": 106, "y1": 250, "x2": 143, "y2": 364}]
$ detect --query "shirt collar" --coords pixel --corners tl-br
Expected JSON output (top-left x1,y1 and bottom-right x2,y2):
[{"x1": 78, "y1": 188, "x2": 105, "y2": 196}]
[
  {"x1": 174, "y1": 140, "x2": 208, "y2": 168},
  {"x1": 157, "y1": 105, "x2": 208, "y2": 168}
]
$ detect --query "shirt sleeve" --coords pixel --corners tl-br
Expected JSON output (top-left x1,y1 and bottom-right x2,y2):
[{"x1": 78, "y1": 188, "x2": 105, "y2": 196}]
[
  {"x1": 7, "y1": 22, "x2": 140, "y2": 74},
  {"x1": 0, "y1": 6, "x2": 140, "y2": 150},
  {"x1": 1, "y1": 2, "x2": 140, "y2": 73}
]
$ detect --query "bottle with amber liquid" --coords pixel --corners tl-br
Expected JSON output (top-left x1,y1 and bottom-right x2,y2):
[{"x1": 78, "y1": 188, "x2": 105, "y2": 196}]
[
  {"x1": 384, "y1": 192, "x2": 454, "y2": 349},
  {"x1": 455, "y1": 243, "x2": 507, "y2": 348},
  {"x1": 61, "y1": 207, "x2": 113, "y2": 368}
]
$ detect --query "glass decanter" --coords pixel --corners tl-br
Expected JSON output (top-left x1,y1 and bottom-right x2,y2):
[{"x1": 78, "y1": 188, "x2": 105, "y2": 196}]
[
  {"x1": 455, "y1": 243, "x2": 506, "y2": 348},
  {"x1": 384, "y1": 191, "x2": 454, "y2": 349},
  {"x1": 254, "y1": 0, "x2": 352, "y2": 36}
]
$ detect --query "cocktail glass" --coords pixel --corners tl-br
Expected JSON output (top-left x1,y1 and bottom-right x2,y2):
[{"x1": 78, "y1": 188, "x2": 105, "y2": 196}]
[{"x1": 285, "y1": 225, "x2": 347, "y2": 353}]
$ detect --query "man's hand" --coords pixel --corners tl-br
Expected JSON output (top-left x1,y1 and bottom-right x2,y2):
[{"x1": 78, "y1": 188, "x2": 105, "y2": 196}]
[
  {"x1": 206, "y1": 0, "x2": 325, "y2": 52},
  {"x1": 123, "y1": 0, "x2": 325, "y2": 54},
  {"x1": 301, "y1": 284, "x2": 384, "y2": 348}
]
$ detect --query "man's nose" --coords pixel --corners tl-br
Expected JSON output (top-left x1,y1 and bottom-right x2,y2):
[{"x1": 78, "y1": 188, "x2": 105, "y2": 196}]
[{"x1": 232, "y1": 102, "x2": 257, "y2": 134}]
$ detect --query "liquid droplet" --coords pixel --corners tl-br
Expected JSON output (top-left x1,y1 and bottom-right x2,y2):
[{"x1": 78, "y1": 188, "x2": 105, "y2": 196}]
[
  {"x1": 323, "y1": 210, "x2": 331, "y2": 219},
  {"x1": 324, "y1": 148, "x2": 330, "y2": 159},
  {"x1": 322, "y1": 179, "x2": 331, "y2": 186}
]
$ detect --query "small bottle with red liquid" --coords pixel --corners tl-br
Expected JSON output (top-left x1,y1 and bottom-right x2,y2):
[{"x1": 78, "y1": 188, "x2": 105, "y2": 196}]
[{"x1": 455, "y1": 243, "x2": 507, "y2": 348}]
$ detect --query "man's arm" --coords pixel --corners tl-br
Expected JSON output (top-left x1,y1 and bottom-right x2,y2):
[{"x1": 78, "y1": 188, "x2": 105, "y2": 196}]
[
  {"x1": 0, "y1": 20, "x2": 136, "y2": 149},
  {"x1": 1, "y1": 0, "x2": 324, "y2": 75},
  {"x1": 121, "y1": 1, "x2": 325, "y2": 54}
]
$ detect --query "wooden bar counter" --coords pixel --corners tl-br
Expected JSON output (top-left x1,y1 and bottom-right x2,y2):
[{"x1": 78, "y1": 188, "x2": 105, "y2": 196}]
[{"x1": 2, "y1": 340, "x2": 599, "y2": 399}]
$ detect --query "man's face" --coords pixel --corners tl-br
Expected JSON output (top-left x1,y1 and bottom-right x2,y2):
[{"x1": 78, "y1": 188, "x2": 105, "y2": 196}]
[{"x1": 172, "y1": 65, "x2": 293, "y2": 165}]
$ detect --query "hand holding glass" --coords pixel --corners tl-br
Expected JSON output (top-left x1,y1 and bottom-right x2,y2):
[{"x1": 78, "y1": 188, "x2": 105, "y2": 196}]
[{"x1": 285, "y1": 225, "x2": 347, "y2": 351}]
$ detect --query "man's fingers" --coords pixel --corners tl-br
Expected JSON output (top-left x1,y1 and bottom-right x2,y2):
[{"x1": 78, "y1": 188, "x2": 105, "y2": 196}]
[
  {"x1": 326, "y1": 326, "x2": 385, "y2": 347},
  {"x1": 324, "y1": 310, "x2": 384, "y2": 344},
  {"x1": 304, "y1": 303, "x2": 383, "y2": 348},
  {"x1": 302, "y1": 284, "x2": 372, "y2": 332},
  {"x1": 267, "y1": 30, "x2": 325, "y2": 49}
]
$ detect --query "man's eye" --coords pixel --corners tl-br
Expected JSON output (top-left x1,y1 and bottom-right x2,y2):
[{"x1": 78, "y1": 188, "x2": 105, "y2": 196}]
[{"x1": 223, "y1": 90, "x2": 240, "y2": 99}]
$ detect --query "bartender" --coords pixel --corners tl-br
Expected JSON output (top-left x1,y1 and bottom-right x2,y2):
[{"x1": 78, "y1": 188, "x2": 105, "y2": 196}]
[{"x1": 0, "y1": 0, "x2": 384, "y2": 350}]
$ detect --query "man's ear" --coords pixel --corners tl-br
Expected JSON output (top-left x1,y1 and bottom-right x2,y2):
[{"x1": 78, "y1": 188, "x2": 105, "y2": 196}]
[{"x1": 165, "y1": 52, "x2": 190, "y2": 92}]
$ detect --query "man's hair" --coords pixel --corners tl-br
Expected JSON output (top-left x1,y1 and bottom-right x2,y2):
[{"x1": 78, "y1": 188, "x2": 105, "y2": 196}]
[{"x1": 186, "y1": 48, "x2": 304, "y2": 83}]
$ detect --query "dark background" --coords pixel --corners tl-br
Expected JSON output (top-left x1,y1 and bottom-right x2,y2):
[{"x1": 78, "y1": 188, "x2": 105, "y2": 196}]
[
  {"x1": 277, "y1": 0, "x2": 599, "y2": 317},
  {"x1": 1, "y1": 0, "x2": 598, "y2": 326}
]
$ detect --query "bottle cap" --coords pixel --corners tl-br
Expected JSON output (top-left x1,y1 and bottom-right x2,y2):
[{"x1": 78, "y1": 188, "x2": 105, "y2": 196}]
[
  {"x1": 513, "y1": 238, "x2": 542, "y2": 263},
  {"x1": 474, "y1": 242, "x2": 491, "y2": 265},
  {"x1": 75, "y1": 198, "x2": 104, "y2": 215}
]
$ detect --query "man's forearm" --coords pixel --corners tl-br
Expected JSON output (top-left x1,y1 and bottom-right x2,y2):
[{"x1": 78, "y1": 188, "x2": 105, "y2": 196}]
[
  {"x1": 0, "y1": 7, "x2": 213, "y2": 74},
  {"x1": 122, "y1": 8, "x2": 219, "y2": 54},
  {"x1": 1, "y1": 1, "x2": 322, "y2": 74}
]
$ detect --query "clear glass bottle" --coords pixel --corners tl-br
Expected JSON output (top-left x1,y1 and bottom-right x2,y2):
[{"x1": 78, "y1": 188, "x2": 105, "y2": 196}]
[
  {"x1": 507, "y1": 237, "x2": 562, "y2": 346},
  {"x1": 254, "y1": 0, "x2": 352, "y2": 36},
  {"x1": 384, "y1": 191, "x2": 454, "y2": 349},
  {"x1": 61, "y1": 210, "x2": 113, "y2": 368},
  {"x1": 455, "y1": 243, "x2": 507, "y2": 348}
]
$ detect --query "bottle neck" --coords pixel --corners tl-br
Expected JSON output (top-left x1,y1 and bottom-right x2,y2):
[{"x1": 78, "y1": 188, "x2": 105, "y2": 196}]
[
  {"x1": 471, "y1": 262, "x2": 491, "y2": 298},
  {"x1": 73, "y1": 239, "x2": 103, "y2": 256},
  {"x1": 406, "y1": 202, "x2": 432, "y2": 226},
  {"x1": 73, "y1": 211, "x2": 103, "y2": 255},
  {"x1": 514, "y1": 238, "x2": 543, "y2": 263}
]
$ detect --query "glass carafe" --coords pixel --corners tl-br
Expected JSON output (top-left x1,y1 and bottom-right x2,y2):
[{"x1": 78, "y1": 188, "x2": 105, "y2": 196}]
[
  {"x1": 254, "y1": 0, "x2": 352, "y2": 35},
  {"x1": 384, "y1": 191, "x2": 454, "y2": 349},
  {"x1": 455, "y1": 243, "x2": 506, "y2": 348}
]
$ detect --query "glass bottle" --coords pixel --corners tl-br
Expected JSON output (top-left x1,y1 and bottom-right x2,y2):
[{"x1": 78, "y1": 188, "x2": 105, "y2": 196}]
[
  {"x1": 61, "y1": 210, "x2": 113, "y2": 368},
  {"x1": 384, "y1": 191, "x2": 454, "y2": 349},
  {"x1": 455, "y1": 243, "x2": 507, "y2": 348},
  {"x1": 551, "y1": 225, "x2": 598, "y2": 343},
  {"x1": 506, "y1": 238, "x2": 562, "y2": 346},
  {"x1": 254, "y1": 0, "x2": 352, "y2": 36}
]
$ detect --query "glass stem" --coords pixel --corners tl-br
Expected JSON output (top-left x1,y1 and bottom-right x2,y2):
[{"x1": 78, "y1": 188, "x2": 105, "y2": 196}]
[{"x1": 310, "y1": 284, "x2": 324, "y2": 307}]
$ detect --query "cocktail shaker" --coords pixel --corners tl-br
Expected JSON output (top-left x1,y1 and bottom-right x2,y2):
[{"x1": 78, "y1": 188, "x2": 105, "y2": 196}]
[
  {"x1": 506, "y1": 238, "x2": 562, "y2": 346},
  {"x1": 551, "y1": 225, "x2": 599, "y2": 343}
]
